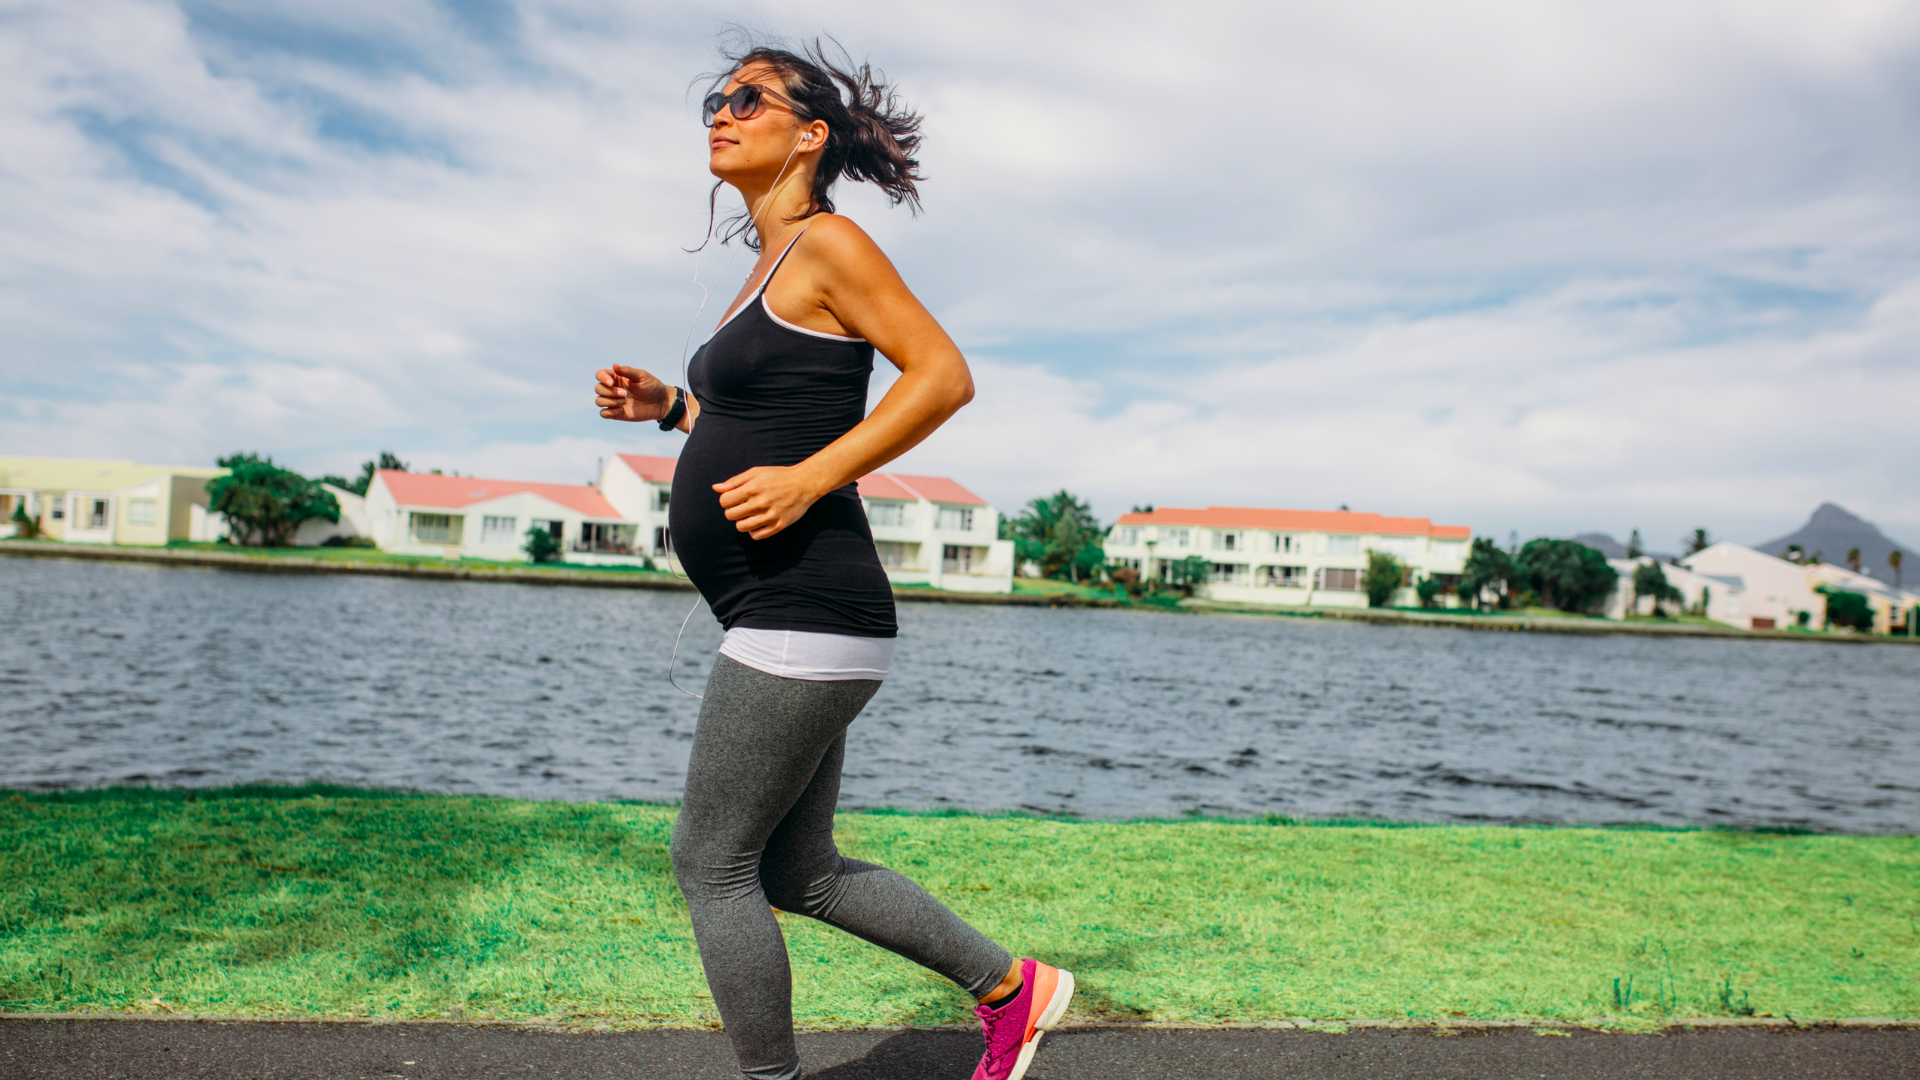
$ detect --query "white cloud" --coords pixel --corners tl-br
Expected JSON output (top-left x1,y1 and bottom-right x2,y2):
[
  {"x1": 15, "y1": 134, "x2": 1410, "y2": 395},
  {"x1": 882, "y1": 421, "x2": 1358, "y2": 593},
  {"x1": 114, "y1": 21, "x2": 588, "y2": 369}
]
[{"x1": 2, "y1": 0, "x2": 1918, "y2": 548}]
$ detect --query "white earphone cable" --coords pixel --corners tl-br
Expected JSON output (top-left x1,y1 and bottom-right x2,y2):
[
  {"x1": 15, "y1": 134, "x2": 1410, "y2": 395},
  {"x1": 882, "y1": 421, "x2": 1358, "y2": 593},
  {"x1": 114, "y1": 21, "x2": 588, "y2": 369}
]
[{"x1": 663, "y1": 129, "x2": 813, "y2": 701}]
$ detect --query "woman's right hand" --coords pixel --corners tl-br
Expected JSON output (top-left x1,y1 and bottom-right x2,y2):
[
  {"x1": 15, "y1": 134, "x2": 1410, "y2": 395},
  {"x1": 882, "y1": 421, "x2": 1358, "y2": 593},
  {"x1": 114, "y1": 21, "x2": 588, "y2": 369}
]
[{"x1": 594, "y1": 364, "x2": 672, "y2": 423}]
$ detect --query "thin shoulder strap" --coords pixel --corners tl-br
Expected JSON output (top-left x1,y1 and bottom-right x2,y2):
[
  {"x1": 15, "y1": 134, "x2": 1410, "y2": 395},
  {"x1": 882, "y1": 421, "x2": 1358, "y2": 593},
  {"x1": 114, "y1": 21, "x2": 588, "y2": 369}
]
[{"x1": 754, "y1": 224, "x2": 812, "y2": 297}]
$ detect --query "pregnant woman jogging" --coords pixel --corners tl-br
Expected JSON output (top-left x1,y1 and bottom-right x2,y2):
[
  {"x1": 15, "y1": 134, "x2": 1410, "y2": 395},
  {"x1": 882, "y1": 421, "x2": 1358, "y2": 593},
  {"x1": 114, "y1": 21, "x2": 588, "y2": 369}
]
[{"x1": 593, "y1": 43, "x2": 1073, "y2": 1080}]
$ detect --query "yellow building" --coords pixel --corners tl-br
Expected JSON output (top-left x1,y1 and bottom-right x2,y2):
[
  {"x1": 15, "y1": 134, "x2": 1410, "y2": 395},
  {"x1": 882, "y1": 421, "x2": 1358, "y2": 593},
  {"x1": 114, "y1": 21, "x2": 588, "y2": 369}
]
[{"x1": 0, "y1": 457, "x2": 228, "y2": 546}]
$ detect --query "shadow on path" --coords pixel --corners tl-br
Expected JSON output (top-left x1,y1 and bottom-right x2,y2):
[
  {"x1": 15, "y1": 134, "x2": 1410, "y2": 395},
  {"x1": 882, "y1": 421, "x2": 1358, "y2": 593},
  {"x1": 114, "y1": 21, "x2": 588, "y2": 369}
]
[{"x1": 4, "y1": 1019, "x2": 1918, "y2": 1079}]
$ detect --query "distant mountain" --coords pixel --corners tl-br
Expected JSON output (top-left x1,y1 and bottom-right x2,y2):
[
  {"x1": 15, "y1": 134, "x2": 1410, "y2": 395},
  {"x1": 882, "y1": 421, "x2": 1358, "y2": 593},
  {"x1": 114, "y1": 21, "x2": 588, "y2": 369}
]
[
  {"x1": 1571, "y1": 532, "x2": 1675, "y2": 562},
  {"x1": 1756, "y1": 504, "x2": 1916, "y2": 587}
]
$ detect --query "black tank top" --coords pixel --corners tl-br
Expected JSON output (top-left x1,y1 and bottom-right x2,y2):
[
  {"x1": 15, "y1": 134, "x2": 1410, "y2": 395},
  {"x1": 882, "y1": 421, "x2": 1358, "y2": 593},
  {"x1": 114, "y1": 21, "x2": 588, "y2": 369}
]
[{"x1": 669, "y1": 229, "x2": 898, "y2": 638}]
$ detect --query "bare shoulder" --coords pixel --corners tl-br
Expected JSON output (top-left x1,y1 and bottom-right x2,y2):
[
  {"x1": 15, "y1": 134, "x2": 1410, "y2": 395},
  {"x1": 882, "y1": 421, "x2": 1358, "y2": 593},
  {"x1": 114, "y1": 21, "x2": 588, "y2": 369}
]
[{"x1": 796, "y1": 214, "x2": 900, "y2": 280}]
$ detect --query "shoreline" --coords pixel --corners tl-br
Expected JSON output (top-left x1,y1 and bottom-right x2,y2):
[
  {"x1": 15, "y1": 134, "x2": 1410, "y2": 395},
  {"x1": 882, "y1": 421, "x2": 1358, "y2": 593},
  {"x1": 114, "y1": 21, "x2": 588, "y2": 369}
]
[{"x1": 5, "y1": 539, "x2": 1912, "y2": 645}]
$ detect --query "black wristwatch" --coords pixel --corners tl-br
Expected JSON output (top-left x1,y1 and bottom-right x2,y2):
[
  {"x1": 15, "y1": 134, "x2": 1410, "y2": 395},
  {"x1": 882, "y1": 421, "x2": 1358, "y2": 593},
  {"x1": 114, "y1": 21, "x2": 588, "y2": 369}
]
[{"x1": 658, "y1": 386, "x2": 688, "y2": 431}]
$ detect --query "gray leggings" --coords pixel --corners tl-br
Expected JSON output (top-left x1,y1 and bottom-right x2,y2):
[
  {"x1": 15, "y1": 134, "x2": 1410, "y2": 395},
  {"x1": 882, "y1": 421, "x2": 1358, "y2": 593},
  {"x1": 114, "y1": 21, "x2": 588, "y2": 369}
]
[{"x1": 670, "y1": 654, "x2": 1012, "y2": 1080}]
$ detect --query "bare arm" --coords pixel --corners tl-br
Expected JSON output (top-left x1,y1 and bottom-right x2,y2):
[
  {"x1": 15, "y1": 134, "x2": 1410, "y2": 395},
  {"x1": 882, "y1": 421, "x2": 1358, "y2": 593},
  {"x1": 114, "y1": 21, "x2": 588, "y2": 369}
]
[
  {"x1": 594, "y1": 366, "x2": 699, "y2": 433},
  {"x1": 713, "y1": 218, "x2": 973, "y2": 539}
]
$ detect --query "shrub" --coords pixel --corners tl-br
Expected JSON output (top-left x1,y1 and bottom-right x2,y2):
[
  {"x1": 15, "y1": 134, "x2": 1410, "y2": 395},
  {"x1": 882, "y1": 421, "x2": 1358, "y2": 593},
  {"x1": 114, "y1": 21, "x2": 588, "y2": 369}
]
[
  {"x1": 10, "y1": 502, "x2": 43, "y2": 540},
  {"x1": 523, "y1": 526, "x2": 560, "y2": 564},
  {"x1": 1819, "y1": 587, "x2": 1874, "y2": 632}
]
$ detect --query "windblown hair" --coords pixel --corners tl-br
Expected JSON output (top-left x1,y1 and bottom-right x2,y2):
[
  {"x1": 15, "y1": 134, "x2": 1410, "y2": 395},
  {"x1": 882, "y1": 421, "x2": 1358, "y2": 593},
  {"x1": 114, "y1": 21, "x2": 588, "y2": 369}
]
[{"x1": 700, "y1": 38, "x2": 924, "y2": 249}]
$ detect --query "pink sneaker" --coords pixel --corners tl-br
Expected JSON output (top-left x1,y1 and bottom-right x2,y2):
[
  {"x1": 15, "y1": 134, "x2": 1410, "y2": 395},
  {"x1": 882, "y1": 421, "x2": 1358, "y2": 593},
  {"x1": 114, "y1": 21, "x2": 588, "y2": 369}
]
[{"x1": 972, "y1": 958, "x2": 1075, "y2": 1080}]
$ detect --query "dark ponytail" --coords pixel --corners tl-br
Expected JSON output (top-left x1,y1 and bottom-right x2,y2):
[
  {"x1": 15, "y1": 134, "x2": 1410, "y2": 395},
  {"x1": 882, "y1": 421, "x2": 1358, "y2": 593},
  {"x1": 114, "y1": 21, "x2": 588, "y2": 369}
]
[{"x1": 701, "y1": 38, "x2": 924, "y2": 249}]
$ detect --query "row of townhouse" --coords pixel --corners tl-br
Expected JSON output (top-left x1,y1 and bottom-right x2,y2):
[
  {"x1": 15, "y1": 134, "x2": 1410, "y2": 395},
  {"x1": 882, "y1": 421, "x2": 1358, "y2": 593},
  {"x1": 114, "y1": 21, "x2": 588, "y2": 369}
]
[
  {"x1": 0, "y1": 457, "x2": 228, "y2": 545},
  {"x1": 1101, "y1": 506, "x2": 1473, "y2": 608},
  {"x1": 362, "y1": 455, "x2": 1016, "y2": 593}
]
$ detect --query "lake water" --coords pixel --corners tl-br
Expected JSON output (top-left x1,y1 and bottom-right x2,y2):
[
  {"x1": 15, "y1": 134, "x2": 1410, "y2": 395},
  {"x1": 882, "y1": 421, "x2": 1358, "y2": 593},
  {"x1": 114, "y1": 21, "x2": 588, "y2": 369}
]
[{"x1": 4, "y1": 557, "x2": 1917, "y2": 833}]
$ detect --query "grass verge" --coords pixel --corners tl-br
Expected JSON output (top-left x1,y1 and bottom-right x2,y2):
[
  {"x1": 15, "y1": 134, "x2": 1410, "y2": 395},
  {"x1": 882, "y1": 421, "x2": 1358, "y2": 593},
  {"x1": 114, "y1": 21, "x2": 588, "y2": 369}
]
[{"x1": 3, "y1": 786, "x2": 1915, "y2": 1028}]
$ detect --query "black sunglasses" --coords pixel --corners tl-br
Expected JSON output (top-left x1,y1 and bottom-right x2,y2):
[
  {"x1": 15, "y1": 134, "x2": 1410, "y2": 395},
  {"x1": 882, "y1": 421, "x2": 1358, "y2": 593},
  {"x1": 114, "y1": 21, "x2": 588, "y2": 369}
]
[{"x1": 702, "y1": 84, "x2": 799, "y2": 127}]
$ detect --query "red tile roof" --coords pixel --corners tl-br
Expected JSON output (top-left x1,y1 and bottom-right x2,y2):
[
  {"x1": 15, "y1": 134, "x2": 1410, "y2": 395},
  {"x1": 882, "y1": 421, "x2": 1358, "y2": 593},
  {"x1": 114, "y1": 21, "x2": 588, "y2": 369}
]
[
  {"x1": 375, "y1": 470, "x2": 625, "y2": 519},
  {"x1": 1115, "y1": 506, "x2": 1470, "y2": 539},
  {"x1": 857, "y1": 472, "x2": 986, "y2": 506},
  {"x1": 616, "y1": 454, "x2": 677, "y2": 483}
]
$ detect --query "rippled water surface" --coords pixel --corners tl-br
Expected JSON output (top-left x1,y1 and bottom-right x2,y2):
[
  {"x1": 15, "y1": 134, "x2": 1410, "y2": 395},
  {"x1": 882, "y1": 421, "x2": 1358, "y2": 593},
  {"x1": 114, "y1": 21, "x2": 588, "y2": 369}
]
[{"x1": 4, "y1": 557, "x2": 1918, "y2": 832}]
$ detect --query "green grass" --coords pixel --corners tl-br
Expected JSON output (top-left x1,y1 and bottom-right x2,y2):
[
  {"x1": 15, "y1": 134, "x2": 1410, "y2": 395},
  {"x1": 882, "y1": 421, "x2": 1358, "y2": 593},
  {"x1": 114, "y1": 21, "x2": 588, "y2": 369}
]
[
  {"x1": 158, "y1": 542, "x2": 668, "y2": 575},
  {"x1": 3, "y1": 786, "x2": 1915, "y2": 1027},
  {"x1": 1010, "y1": 578, "x2": 1126, "y2": 602}
]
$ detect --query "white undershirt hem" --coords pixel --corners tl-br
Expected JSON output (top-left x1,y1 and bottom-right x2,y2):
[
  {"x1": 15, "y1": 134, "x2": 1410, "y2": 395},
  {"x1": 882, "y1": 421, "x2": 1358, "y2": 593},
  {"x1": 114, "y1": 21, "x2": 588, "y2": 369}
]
[{"x1": 719, "y1": 628, "x2": 895, "y2": 682}]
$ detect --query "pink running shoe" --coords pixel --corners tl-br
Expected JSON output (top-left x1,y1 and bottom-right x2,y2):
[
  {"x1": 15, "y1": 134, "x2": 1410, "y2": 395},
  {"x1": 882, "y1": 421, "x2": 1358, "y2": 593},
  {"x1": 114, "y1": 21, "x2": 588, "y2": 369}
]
[{"x1": 972, "y1": 958, "x2": 1075, "y2": 1080}]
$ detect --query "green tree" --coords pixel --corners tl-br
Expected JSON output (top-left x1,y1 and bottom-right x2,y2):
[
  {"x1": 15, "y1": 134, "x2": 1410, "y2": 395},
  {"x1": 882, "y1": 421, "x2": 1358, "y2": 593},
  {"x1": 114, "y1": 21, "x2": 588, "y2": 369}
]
[
  {"x1": 1891, "y1": 549, "x2": 1904, "y2": 589},
  {"x1": 1362, "y1": 549, "x2": 1406, "y2": 608},
  {"x1": 1626, "y1": 529, "x2": 1644, "y2": 559},
  {"x1": 321, "y1": 452, "x2": 411, "y2": 497},
  {"x1": 207, "y1": 453, "x2": 340, "y2": 547},
  {"x1": 1415, "y1": 574, "x2": 1446, "y2": 609},
  {"x1": 1515, "y1": 538, "x2": 1617, "y2": 613},
  {"x1": 1458, "y1": 537, "x2": 1516, "y2": 609},
  {"x1": 1846, "y1": 547, "x2": 1862, "y2": 572},
  {"x1": 1008, "y1": 490, "x2": 1105, "y2": 582},
  {"x1": 1819, "y1": 587, "x2": 1873, "y2": 632},
  {"x1": 522, "y1": 525, "x2": 560, "y2": 564},
  {"x1": 1631, "y1": 561, "x2": 1684, "y2": 617},
  {"x1": 1784, "y1": 543, "x2": 1805, "y2": 564},
  {"x1": 1682, "y1": 528, "x2": 1712, "y2": 556}
]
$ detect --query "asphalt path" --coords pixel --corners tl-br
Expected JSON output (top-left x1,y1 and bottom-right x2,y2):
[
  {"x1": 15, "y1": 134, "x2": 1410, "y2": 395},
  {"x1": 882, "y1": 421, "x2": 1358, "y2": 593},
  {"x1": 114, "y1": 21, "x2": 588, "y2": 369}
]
[{"x1": 6, "y1": 1020, "x2": 1920, "y2": 1080}]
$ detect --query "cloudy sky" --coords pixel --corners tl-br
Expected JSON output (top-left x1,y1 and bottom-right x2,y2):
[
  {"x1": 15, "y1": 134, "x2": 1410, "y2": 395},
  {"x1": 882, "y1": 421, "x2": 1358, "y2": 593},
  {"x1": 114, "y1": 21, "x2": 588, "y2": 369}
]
[{"x1": 5, "y1": 0, "x2": 1918, "y2": 547}]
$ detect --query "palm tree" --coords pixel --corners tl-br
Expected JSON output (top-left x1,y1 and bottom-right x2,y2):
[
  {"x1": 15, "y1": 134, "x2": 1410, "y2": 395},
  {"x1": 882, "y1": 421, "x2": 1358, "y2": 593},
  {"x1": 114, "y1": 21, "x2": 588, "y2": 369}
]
[
  {"x1": 1847, "y1": 547, "x2": 1862, "y2": 572},
  {"x1": 1682, "y1": 528, "x2": 1711, "y2": 556},
  {"x1": 1891, "y1": 549, "x2": 1904, "y2": 589},
  {"x1": 1784, "y1": 543, "x2": 1804, "y2": 564}
]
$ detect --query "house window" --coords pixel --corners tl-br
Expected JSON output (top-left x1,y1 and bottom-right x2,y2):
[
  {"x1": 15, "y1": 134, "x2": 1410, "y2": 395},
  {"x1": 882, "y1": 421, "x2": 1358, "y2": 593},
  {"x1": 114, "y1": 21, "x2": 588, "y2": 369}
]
[
  {"x1": 1433, "y1": 540, "x2": 1465, "y2": 561},
  {"x1": 1265, "y1": 565, "x2": 1306, "y2": 587},
  {"x1": 87, "y1": 499, "x2": 110, "y2": 528},
  {"x1": 410, "y1": 513, "x2": 460, "y2": 544},
  {"x1": 1116, "y1": 527, "x2": 1140, "y2": 546},
  {"x1": 1317, "y1": 567, "x2": 1359, "y2": 591},
  {"x1": 1327, "y1": 535, "x2": 1360, "y2": 556},
  {"x1": 936, "y1": 506, "x2": 974, "y2": 531},
  {"x1": 50, "y1": 498, "x2": 65, "y2": 521},
  {"x1": 1159, "y1": 527, "x2": 1189, "y2": 547},
  {"x1": 875, "y1": 540, "x2": 908, "y2": 568},
  {"x1": 1274, "y1": 535, "x2": 1299, "y2": 553},
  {"x1": 1210, "y1": 563, "x2": 1248, "y2": 585},
  {"x1": 655, "y1": 489, "x2": 671, "y2": 511},
  {"x1": 1212, "y1": 531, "x2": 1241, "y2": 552},
  {"x1": 481, "y1": 515, "x2": 519, "y2": 544},
  {"x1": 654, "y1": 526, "x2": 672, "y2": 554},
  {"x1": 531, "y1": 519, "x2": 563, "y2": 540},
  {"x1": 867, "y1": 501, "x2": 909, "y2": 527},
  {"x1": 128, "y1": 499, "x2": 158, "y2": 527},
  {"x1": 1378, "y1": 536, "x2": 1420, "y2": 559},
  {"x1": 943, "y1": 544, "x2": 975, "y2": 573}
]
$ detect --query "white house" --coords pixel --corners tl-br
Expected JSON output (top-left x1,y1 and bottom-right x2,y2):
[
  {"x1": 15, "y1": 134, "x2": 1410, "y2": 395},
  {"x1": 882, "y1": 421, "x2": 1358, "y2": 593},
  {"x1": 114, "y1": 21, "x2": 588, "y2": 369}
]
[
  {"x1": 1102, "y1": 506, "x2": 1473, "y2": 608},
  {"x1": 1801, "y1": 562, "x2": 1920, "y2": 635},
  {"x1": 1604, "y1": 557, "x2": 1750, "y2": 625},
  {"x1": 364, "y1": 470, "x2": 646, "y2": 566},
  {"x1": 595, "y1": 454, "x2": 678, "y2": 566},
  {"x1": 291, "y1": 484, "x2": 374, "y2": 546},
  {"x1": 857, "y1": 472, "x2": 1015, "y2": 593},
  {"x1": 1679, "y1": 542, "x2": 1830, "y2": 630}
]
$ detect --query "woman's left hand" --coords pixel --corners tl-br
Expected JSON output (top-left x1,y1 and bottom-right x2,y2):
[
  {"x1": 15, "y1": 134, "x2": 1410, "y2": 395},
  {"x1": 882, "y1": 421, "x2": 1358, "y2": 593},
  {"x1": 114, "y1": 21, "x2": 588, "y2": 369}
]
[{"x1": 714, "y1": 466, "x2": 825, "y2": 540}]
